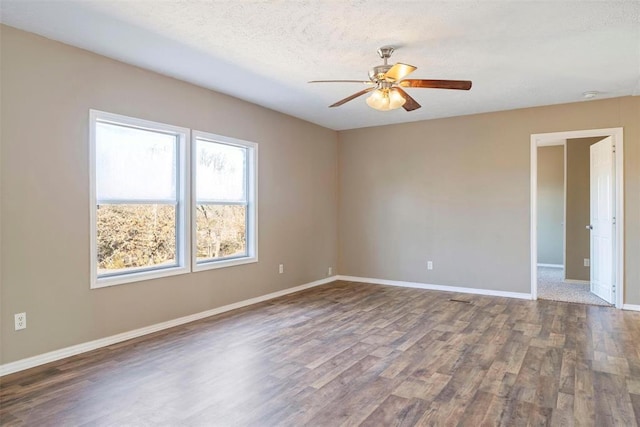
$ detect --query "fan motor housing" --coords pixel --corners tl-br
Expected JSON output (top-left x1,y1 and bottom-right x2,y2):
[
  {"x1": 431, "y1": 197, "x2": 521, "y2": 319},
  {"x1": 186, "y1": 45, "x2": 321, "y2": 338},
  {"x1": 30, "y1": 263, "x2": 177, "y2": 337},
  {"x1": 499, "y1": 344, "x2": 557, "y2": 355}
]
[{"x1": 369, "y1": 65, "x2": 392, "y2": 82}]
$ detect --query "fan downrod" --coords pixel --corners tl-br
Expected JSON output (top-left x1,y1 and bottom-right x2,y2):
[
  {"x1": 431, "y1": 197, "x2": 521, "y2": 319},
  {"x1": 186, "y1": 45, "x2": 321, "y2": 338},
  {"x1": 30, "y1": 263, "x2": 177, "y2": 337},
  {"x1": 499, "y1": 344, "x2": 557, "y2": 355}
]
[
  {"x1": 370, "y1": 46, "x2": 396, "y2": 82},
  {"x1": 376, "y1": 46, "x2": 395, "y2": 65}
]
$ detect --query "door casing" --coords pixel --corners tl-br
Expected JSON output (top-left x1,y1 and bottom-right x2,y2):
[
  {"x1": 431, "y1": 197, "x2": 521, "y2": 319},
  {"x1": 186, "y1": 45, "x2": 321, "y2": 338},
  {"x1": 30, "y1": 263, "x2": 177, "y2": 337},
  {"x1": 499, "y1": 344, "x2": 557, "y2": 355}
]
[{"x1": 530, "y1": 128, "x2": 624, "y2": 308}]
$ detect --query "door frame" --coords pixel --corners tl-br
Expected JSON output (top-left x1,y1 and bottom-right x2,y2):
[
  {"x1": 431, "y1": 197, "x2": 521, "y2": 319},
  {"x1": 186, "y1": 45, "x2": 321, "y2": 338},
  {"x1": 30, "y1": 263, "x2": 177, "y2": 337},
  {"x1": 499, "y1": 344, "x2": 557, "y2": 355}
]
[{"x1": 530, "y1": 127, "x2": 624, "y2": 308}]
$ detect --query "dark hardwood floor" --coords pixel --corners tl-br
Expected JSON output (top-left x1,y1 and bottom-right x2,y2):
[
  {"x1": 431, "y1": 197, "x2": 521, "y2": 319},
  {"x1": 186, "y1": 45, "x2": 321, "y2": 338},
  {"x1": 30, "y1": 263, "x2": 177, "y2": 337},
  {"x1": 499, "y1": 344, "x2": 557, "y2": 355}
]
[{"x1": 1, "y1": 281, "x2": 639, "y2": 426}]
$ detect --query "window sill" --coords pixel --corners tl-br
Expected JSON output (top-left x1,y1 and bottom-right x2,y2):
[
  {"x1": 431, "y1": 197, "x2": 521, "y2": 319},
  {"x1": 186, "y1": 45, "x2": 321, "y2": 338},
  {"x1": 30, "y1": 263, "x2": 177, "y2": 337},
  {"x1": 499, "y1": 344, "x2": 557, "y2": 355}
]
[
  {"x1": 193, "y1": 256, "x2": 258, "y2": 272},
  {"x1": 92, "y1": 265, "x2": 190, "y2": 289}
]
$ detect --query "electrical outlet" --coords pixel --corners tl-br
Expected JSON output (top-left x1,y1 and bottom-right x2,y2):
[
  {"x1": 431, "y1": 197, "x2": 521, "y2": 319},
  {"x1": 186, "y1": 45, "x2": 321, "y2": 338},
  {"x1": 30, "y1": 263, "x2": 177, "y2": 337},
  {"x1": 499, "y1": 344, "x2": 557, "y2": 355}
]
[
  {"x1": 584, "y1": 258, "x2": 590, "y2": 267},
  {"x1": 328, "y1": 267, "x2": 333, "y2": 276},
  {"x1": 427, "y1": 261, "x2": 433, "y2": 270},
  {"x1": 14, "y1": 312, "x2": 26, "y2": 331},
  {"x1": 279, "y1": 264, "x2": 284, "y2": 274}
]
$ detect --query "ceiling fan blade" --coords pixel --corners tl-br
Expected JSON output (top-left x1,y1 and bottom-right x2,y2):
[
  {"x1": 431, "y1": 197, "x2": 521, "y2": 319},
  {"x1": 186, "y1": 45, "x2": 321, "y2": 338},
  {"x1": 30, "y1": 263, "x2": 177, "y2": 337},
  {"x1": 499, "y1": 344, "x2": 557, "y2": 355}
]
[
  {"x1": 395, "y1": 88, "x2": 421, "y2": 111},
  {"x1": 400, "y1": 79, "x2": 472, "y2": 90},
  {"x1": 385, "y1": 63, "x2": 417, "y2": 81},
  {"x1": 309, "y1": 80, "x2": 373, "y2": 84},
  {"x1": 329, "y1": 88, "x2": 375, "y2": 107}
]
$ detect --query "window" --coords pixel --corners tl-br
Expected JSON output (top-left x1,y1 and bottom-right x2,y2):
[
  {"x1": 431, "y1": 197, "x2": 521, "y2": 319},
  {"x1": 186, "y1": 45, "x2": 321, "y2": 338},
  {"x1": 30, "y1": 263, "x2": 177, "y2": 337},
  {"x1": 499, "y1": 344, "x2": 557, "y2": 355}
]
[
  {"x1": 90, "y1": 112, "x2": 257, "y2": 287},
  {"x1": 90, "y1": 110, "x2": 189, "y2": 288},
  {"x1": 192, "y1": 131, "x2": 257, "y2": 270}
]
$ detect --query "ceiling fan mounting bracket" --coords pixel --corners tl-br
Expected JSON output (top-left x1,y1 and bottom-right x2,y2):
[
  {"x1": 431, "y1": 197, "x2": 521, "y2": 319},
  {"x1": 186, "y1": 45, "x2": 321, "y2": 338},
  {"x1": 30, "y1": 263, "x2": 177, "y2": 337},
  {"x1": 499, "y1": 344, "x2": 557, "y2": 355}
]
[{"x1": 377, "y1": 46, "x2": 395, "y2": 62}]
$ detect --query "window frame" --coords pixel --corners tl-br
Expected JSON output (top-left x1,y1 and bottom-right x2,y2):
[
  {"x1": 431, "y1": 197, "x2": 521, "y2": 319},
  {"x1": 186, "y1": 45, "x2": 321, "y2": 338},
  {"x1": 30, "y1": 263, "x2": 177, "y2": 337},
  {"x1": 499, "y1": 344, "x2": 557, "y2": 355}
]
[
  {"x1": 191, "y1": 130, "x2": 258, "y2": 272},
  {"x1": 89, "y1": 110, "x2": 191, "y2": 289}
]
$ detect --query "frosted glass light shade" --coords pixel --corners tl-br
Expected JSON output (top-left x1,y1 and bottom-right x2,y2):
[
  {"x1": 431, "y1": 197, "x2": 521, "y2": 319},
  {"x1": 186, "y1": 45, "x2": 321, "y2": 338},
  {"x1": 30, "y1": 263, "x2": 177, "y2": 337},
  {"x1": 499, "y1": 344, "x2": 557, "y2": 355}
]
[{"x1": 366, "y1": 88, "x2": 406, "y2": 111}]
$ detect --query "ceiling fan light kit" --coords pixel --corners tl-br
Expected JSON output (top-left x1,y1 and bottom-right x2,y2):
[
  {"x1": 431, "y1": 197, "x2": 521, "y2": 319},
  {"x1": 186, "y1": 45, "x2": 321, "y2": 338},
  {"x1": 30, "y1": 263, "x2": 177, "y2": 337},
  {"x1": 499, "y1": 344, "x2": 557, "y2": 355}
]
[
  {"x1": 310, "y1": 46, "x2": 472, "y2": 112},
  {"x1": 366, "y1": 87, "x2": 406, "y2": 111}
]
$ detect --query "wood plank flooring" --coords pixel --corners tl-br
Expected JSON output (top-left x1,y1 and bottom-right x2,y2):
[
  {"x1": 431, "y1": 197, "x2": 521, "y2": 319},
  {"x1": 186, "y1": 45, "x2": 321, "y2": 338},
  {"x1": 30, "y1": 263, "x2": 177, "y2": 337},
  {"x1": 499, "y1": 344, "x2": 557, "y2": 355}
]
[{"x1": 1, "y1": 280, "x2": 639, "y2": 426}]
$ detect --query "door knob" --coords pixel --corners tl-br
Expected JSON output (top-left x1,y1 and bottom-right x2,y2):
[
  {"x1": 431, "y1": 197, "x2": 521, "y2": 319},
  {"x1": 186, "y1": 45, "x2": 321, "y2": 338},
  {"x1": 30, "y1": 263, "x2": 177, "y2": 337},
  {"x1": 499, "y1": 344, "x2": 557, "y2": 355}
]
[{"x1": 586, "y1": 225, "x2": 593, "y2": 230}]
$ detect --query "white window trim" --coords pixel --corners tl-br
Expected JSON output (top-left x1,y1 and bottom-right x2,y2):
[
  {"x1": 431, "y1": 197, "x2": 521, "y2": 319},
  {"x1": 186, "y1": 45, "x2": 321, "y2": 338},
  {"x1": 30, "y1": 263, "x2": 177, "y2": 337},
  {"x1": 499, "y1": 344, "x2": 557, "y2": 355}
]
[
  {"x1": 191, "y1": 130, "x2": 258, "y2": 272},
  {"x1": 89, "y1": 110, "x2": 191, "y2": 289}
]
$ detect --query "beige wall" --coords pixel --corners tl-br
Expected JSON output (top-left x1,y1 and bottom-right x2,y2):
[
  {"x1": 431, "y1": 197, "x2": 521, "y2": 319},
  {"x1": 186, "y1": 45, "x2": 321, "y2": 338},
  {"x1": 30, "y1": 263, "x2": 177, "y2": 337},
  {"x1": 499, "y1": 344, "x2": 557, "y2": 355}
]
[
  {"x1": 0, "y1": 26, "x2": 338, "y2": 364},
  {"x1": 565, "y1": 137, "x2": 604, "y2": 281},
  {"x1": 537, "y1": 145, "x2": 564, "y2": 266},
  {"x1": 339, "y1": 96, "x2": 639, "y2": 302}
]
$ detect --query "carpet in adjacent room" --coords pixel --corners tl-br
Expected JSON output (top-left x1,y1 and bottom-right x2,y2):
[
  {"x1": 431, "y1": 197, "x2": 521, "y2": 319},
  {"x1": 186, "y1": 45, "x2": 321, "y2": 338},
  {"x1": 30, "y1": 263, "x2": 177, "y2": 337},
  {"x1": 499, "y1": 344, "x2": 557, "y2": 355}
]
[{"x1": 537, "y1": 266, "x2": 611, "y2": 306}]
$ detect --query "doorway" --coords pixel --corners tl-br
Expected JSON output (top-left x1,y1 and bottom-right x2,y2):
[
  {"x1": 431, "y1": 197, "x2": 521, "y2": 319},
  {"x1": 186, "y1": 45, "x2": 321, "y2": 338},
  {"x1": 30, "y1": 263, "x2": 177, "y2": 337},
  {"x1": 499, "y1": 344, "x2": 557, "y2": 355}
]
[{"x1": 530, "y1": 128, "x2": 624, "y2": 308}]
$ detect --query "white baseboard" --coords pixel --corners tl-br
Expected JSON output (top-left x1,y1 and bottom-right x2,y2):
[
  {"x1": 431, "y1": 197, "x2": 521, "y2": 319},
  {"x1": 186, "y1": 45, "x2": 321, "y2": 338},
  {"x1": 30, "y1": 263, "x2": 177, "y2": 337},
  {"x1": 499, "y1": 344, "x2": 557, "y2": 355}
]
[
  {"x1": 337, "y1": 275, "x2": 532, "y2": 300},
  {"x1": 564, "y1": 279, "x2": 590, "y2": 284},
  {"x1": 622, "y1": 304, "x2": 640, "y2": 311},
  {"x1": 0, "y1": 276, "x2": 337, "y2": 377},
  {"x1": 537, "y1": 263, "x2": 563, "y2": 268}
]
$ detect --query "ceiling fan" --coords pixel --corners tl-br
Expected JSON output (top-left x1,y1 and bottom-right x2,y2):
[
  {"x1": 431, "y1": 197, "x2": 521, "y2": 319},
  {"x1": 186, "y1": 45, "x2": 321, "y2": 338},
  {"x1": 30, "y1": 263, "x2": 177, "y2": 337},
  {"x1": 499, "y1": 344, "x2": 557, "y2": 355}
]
[{"x1": 309, "y1": 47, "x2": 472, "y2": 112}]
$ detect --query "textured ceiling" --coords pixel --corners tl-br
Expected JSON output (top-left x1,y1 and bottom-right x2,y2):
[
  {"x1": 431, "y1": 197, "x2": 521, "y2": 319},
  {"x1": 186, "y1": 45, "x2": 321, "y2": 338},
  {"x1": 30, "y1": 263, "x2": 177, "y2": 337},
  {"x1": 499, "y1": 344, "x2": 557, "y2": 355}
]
[{"x1": 1, "y1": 1, "x2": 639, "y2": 130}]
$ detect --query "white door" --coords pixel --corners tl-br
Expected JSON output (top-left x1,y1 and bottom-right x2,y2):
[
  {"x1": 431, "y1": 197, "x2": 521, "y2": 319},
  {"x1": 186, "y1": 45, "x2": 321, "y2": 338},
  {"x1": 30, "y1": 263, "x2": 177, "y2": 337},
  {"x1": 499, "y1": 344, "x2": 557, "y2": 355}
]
[{"x1": 589, "y1": 136, "x2": 615, "y2": 303}]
